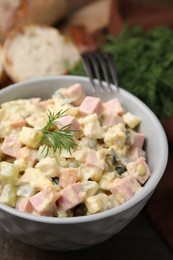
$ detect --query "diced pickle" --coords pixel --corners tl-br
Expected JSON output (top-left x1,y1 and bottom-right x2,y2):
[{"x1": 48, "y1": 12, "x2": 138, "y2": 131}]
[{"x1": 73, "y1": 203, "x2": 87, "y2": 216}]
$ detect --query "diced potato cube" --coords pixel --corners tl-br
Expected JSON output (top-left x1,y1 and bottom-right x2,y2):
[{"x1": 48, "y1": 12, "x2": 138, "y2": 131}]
[
  {"x1": 55, "y1": 207, "x2": 68, "y2": 218},
  {"x1": 14, "y1": 159, "x2": 26, "y2": 172},
  {"x1": 55, "y1": 156, "x2": 68, "y2": 168},
  {"x1": 110, "y1": 144, "x2": 127, "y2": 157},
  {"x1": 83, "y1": 121, "x2": 103, "y2": 139},
  {"x1": 79, "y1": 113, "x2": 98, "y2": 125},
  {"x1": 73, "y1": 148, "x2": 90, "y2": 162},
  {"x1": 0, "y1": 161, "x2": 19, "y2": 184},
  {"x1": 0, "y1": 184, "x2": 17, "y2": 207},
  {"x1": 85, "y1": 193, "x2": 109, "y2": 214},
  {"x1": 18, "y1": 168, "x2": 53, "y2": 190},
  {"x1": 108, "y1": 194, "x2": 119, "y2": 209},
  {"x1": 137, "y1": 163, "x2": 146, "y2": 176},
  {"x1": 26, "y1": 113, "x2": 47, "y2": 129},
  {"x1": 80, "y1": 166, "x2": 103, "y2": 182},
  {"x1": 82, "y1": 181, "x2": 99, "y2": 197},
  {"x1": 123, "y1": 112, "x2": 141, "y2": 129},
  {"x1": 19, "y1": 126, "x2": 42, "y2": 148},
  {"x1": 104, "y1": 124, "x2": 127, "y2": 147},
  {"x1": 16, "y1": 184, "x2": 36, "y2": 198},
  {"x1": 99, "y1": 172, "x2": 115, "y2": 190},
  {"x1": 61, "y1": 104, "x2": 79, "y2": 116},
  {"x1": 35, "y1": 157, "x2": 60, "y2": 178}
]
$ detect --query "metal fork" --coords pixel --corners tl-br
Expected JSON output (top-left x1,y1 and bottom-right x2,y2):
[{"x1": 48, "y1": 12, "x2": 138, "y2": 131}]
[{"x1": 81, "y1": 52, "x2": 118, "y2": 92}]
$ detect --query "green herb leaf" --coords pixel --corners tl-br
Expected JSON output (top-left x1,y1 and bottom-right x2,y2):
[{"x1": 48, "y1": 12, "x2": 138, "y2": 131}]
[{"x1": 36, "y1": 109, "x2": 77, "y2": 157}]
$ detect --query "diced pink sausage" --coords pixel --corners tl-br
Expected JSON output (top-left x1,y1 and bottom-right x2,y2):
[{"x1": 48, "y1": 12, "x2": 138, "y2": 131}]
[
  {"x1": 110, "y1": 175, "x2": 141, "y2": 203},
  {"x1": 62, "y1": 83, "x2": 86, "y2": 106},
  {"x1": 85, "y1": 149, "x2": 104, "y2": 170},
  {"x1": 57, "y1": 115, "x2": 80, "y2": 131},
  {"x1": 102, "y1": 114, "x2": 124, "y2": 127},
  {"x1": 132, "y1": 131, "x2": 145, "y2": 149},
  {"x1": 38, "y1": 99, "x2": 54, "y2": 110},
  {"x1": 2, "y1": 136, "x2": 22, "y2": 158},
  {"x1": 126, "y1": 157, "x2": 151, "y2": 184},
  {"x1": 9, "y1": 115, "x2": 26, "y2": 128},
  {"x1": 104, "y1": 98, "x2": 124, "y2": 115},
  {"x1": 79, "y1": 96, "x2": 104, "y2": 117},
  {"x1": 60, "y1": 168, "x2": 78, "y2": 188},
  {"x1": 16, "y1": 197, "x2": 34, "y2": 213},
  {"x1": 128, "y1": 146, "x2": 146, "y2": 162},
  {"x1": 29, "y1": 186, "x2": 59, "y2": 215},
  {"x1": 58, "y1": 182, "x2": 86, "y2": 211},
  {"x1": 17, "y1": 146, "x2": 38, "y2": 167}
]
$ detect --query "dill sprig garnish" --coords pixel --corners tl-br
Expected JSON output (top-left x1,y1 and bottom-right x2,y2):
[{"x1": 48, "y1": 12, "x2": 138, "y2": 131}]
[{"x1": 36, "y1": 109, "x2": 77, "y2": 157}]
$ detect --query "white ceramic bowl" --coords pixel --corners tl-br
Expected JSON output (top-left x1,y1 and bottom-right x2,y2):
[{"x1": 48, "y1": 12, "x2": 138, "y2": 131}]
[{"x1": 0, "y1": 76, "x2": 168, "y2": 251}]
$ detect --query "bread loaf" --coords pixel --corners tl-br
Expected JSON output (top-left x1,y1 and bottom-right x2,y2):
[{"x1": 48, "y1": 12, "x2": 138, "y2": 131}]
[
  {"x1": 0, "y1": 0, "x2": 68, "y2": 42},
  {"x1": 2, "y1": 25, "x2": 80, "y2": 82}
]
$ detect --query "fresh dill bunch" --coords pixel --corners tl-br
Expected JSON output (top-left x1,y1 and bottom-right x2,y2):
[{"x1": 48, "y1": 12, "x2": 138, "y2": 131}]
[{"x1": 36, "y1": 109, "x2": 77, "y2": 157}]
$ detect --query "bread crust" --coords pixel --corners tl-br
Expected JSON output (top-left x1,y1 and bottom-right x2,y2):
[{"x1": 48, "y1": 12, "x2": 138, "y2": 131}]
[
  {"x1": 0, "y1": 43, "x2": 7, "y2": 84},
  {"x1": 0, "y1": 44, "x2": 3, "y2": 80},
  {"x1": 2, "y1": 25, "x2": 80, "y2": 82},
  {"x1": 0, "y1": 0, "x2": 68, "y2": 42}
]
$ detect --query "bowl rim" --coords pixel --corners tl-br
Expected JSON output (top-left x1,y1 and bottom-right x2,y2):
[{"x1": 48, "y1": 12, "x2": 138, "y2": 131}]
[{"x1": 0, "y1": 75, "x2": 168, "y2": 224}]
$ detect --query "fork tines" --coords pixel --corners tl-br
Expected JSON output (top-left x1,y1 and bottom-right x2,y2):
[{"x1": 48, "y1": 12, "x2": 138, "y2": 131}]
[{"x1": 81, "y1": 52, "x2": 118, "y2": 92}]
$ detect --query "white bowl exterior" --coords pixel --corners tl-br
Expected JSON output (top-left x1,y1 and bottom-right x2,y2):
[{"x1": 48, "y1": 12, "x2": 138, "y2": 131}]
[
  {"x1": 0, "y1": 76, "x2": 168, "y2": 250},
  {"x1": 0, "y1": 195, "x2": 151, "y2": 251}
]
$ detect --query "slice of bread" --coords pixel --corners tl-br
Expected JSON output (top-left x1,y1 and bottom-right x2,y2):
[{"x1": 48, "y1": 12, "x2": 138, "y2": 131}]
[
  {"x1": 2, "y1": 25, "x2": 80, "y2": 82},
  {"x1": 0, "y1": 0, "x2": 68, "y2": 42}
]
